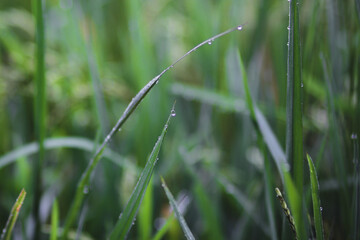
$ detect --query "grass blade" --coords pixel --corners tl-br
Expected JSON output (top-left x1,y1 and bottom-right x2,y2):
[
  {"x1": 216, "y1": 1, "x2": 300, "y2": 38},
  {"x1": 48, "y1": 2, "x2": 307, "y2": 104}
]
[
  {"x1": 352, "y1": 134, "x2": 359, "y2": 239},
  {"x1": 151, "y1": 214, "x2": 176, "y2": 240},
  {"x1": 0, "y1": 189, "x2": 26, "y2": 240},
  {"x1": 32, "y1": 0, "x2": 46, "y2": 237},
  {"x1": 237, "y1": 49, "x2": 278, "y2": 240},
  {"x1": 51, "y1": 199, "x2": 59, "y2": 240},
  {"x1": 61, "y1": 25, "x2": 245, "y2": 238},
  {"x1": 138, "y1": 177, "x2": 153, "y2": 240},
  {"x1": 306, "y1": 154, "x2": 324, "y2": 240},
  {"x1": 0, "y1": 137, "x2": 138, "y2": 173},
  {"x1": 286, "y1": 0, "x2": 305, "y2": 238},
  {"x1": 275, "y1": 187, "x2": 297, "y2": 240},
  {"x1": 161, "y1": 178, "x2": 195, "y2": 240},
  {"x1": 108, "y1": 104, "x2": 176, "y2": 240}
]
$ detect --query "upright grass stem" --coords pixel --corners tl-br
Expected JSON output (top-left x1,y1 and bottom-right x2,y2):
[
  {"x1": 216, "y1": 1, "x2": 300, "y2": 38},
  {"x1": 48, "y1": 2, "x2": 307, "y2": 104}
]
[
  {"x1": 286, "y1": 0, "x2": 305, "y2": 238},
  {"x1": 61, "y1": 24, "x2": 245, "y2": 239},
  {"x1": 32, "y1": 0, "x2": 46, "y2": 238}
]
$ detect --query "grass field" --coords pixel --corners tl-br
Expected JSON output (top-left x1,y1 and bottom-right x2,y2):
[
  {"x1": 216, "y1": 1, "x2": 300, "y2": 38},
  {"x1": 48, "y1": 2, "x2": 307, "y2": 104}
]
[{"x1": 0, "y1": 0, "x2": 359, "y2": 239}]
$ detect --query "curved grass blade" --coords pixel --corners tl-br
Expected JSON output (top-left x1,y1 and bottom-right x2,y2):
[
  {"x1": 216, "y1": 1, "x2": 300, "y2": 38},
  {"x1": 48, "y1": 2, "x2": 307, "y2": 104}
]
[
  {"x1": 0, "y1": 137, "x2": 138, "y2": 173},
  {"x1": 306, "y1": 154, "x2": 324, "y2": 240},
  {"x1": 161, "y1": 178, "x2": 195, "y2": 240},
  {"x1": 1, "y1": 189, "x2": 26, "y2": 240},
  {"x1": 61, "y1": 25, "x2": 245, "y2": 238},
  {"x1": 108, "y1": 104, "x2": 175, "y2": 240},
  {"x1": 50, "y1": 199, "x2": 59, "y2": 240}
]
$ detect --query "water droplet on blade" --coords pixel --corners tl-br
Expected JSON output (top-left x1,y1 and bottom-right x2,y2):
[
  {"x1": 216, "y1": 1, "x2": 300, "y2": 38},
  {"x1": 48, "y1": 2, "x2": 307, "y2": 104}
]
[
  {"x1": 171, "y1": 109, "x2": 176, "y2": 117},
  {"x1": 237, "y1": 25, "x2": 243, "y2": 30}
]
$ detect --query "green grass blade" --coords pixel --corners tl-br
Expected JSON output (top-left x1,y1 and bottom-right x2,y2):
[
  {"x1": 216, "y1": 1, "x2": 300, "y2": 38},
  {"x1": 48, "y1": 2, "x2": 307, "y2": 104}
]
[
  {"x1": 0, "y1": 189, "x2": 26, "y2": 240},
  {"x1": 0, "y1": 137, "x2": 138, "y2": 172},
  {"x1": 306, "y1": 154, "x2": 324, "y2": 240},
  {"x1": 61, "y1": 25, "x2": 244, "y2": 238},
  {"x1": 275, "y1": 187, "x2": 297, "y2": 240},
  {"x1": 161, "y1": 178, "x2": 195, "y2": 240},
  {"x1": 151, "y1": 214, "x2": 176, "y2": 240},
  {"x1": 32, "y1": 0, "x2": 46, "y2": 237},
  {"x1": 51, "y1": 199, "x2": 59, "y2": 240},
  {"x1": 237, "y1": 49, "x2": 278, "y2": 240},
  {"x1": 352, "y1": 134, "x2": 359, "y2": 239},
  {"x1": 138, "y1": 177, "x2": 153, "y2": 240},
  {"x1": 286, "y1": 0, "x2": 305, "y2": 238},
  {"x1": 108, "y1": 104, "x2": 175, "y2": 240},
  {"x1": 192, "y1": 181, "x2": 223, "y2": 240}
]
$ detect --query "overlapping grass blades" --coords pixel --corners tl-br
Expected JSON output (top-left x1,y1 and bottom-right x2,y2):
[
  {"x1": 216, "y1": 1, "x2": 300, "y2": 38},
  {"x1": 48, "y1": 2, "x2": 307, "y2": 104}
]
[
  {"x1": 61, "y1": 24, "x2": 245, "y2": 238},
  {"x1": 306, "y1": 154, "x2": 324, "y2": 240},
  {"x1": 0, "y1": 189, "x2": 26, "y2": 240},
  {"x1": 161, "y1": 178, "x2": 195, "y2": 240},
  {"x1": 286, "y1": 0, "x2": 305, "y2": 238},
  {"x1": 32, "y1": 0, "x2": 46, "y2": 237},
  {"x1": 237, "y1": 49, "x2": 277, "y2": 240},
  {"x1": 108, "y1": 105, "x2": 175, "y2": 240}
]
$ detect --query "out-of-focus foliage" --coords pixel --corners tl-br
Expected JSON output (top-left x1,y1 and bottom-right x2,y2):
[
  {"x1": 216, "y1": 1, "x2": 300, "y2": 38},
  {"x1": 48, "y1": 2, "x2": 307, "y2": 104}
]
[{"x1": 0, "y1": 0, "x2": 358, "y2": 239}]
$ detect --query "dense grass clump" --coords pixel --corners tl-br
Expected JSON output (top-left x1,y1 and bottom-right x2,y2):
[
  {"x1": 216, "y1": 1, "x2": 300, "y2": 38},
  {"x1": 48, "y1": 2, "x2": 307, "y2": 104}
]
[{"x1": 0, "y1": 0, "x2": 359, "y2": 239}]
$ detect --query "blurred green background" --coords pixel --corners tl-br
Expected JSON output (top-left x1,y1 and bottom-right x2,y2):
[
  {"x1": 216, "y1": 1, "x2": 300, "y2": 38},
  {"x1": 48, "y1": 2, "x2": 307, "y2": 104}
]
[{"x1": 0, "y1": 0, "x2": 359, "y2": 239}]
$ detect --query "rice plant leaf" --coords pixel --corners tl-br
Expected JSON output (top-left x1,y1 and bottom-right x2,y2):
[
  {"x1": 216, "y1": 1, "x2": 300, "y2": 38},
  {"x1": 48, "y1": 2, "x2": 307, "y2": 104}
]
[
  {"x1": 0, "y1": 189, "x2": 26, "y2": 240},
  {"x1": 286, "y1": 0, "x2": 305, "y2": 238},
  {"x1": 61, "y1": 25, "x2": 244, "y2": 238},
  {"x1": 306, "y1": 154, "x2": 324, "y2": 240},
  {"x1": 51, "y1": 199, "x2": 59, "y2": 240},
  {"x1": 108, "y1": 104, "x2": 175, "y2": 240},
  {"x1": 161, "y1": 178, "x2": 195, "y2": 240}
]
